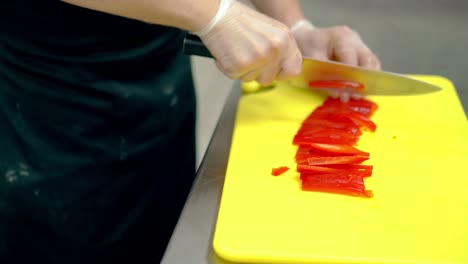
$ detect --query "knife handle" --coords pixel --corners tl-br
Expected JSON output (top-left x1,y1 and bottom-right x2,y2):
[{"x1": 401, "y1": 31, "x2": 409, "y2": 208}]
[{"x1": 183, "y1": 34, "x2": 214, "y2": 58}]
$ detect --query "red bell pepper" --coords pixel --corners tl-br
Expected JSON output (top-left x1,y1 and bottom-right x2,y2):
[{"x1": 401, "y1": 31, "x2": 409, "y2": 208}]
[
  {"x1": 271, "y1": 166, "x2": 290, "y2": 176},
  {"x1": 297, "y1": 164, "x2": 338, "y2": 173},
  {"x1": 307, "y1": 155, "x2": 369, "y2": 165},
  {"x1": 307, "y1": 143, "x2": 370, "y2": 156},
  {"x1": 301, "y1": 173, "x2": 373, "y2": 197},
  {"x1": 300, "y1": 120, "x2": 361, "y2": 134},
  {"x1": 297, "y1": 163, "x2": 373, "y2": 177},
  {"x1": 323, "y1": 97, "x2": 378, "y2": 117},
  {"x1": 294, "y1": 135, "x2": 359, "y2": 146},
  {"x1": 322, "y1": 164, "x2": 373, "y2": 177},
  {"x1": 309, "y1": 105, "x2": 377, "y2": 132}
]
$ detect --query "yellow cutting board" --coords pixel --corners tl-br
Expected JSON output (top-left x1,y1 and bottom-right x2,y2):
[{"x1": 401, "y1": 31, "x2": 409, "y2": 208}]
[{"x1": 212, "y1": 76, "x2": 468, "y2": 264}]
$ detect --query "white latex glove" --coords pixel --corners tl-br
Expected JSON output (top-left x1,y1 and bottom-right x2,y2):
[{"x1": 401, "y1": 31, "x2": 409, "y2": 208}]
[
  {"x1": 194, "y1": 0, "x2": 302, "y2": 86},
  {"x1": 291, "y1": 20, "x2": 381, "y2": 101}
]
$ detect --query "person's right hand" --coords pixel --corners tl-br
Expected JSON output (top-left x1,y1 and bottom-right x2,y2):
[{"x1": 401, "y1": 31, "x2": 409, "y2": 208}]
[{"x1": 196, "y1": 0, "x2": 302, "y2": 86}]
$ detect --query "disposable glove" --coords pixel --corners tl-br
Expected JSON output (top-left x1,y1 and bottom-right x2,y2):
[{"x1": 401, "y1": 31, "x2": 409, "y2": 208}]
[{"x1": 194, "y1": 0, "x2": 303, "y2": 86}]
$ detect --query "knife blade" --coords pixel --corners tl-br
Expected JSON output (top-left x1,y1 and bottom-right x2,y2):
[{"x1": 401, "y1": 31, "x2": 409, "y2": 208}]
[
  {"x1": 289, "y1": 58, "x2": 441, "y2": 95},
  {"x1": 183, "y1": 34, "x2": 441, "y2": 95}
]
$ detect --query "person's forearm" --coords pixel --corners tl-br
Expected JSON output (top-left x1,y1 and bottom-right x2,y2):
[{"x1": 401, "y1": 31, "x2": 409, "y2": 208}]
[
  {"x1": 61, "y1": 0, "x2": 219, "y2": 32},
  {"x1": 250, "y1": 0, "x2": 306, "y2": 27}
]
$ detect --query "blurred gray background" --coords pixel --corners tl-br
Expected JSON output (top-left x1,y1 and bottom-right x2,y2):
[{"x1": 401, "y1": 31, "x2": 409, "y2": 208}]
[{"x1": 193, "y1": 0, "x2": 468, "y2": 167}]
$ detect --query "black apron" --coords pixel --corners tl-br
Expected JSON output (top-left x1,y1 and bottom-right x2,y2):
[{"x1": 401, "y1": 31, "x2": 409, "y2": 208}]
[{"x1": 0, "y1": 1, "x2": 196, "y2": 263}]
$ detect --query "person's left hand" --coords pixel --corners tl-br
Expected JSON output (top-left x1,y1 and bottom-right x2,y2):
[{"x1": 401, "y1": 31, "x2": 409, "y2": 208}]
[{"x1": 292, "y1": 21, "x2": 381, "y2": 101}]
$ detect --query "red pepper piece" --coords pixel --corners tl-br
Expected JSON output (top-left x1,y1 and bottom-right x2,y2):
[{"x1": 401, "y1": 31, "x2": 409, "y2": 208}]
[
  {"x1": 296, "y1": 145, "x2": 338, "y2": 156},
  {"x1": 294, "y1": 125, "x2": 361, "y2": 146},
  {"x1": 296, "y1": 145, "x2": 362, "y2": 158},
  {"x1": 295, "y1": 128, "x2": 361, "y2": 138},
  {"x1": 297, "y1": 164, "x2": 338, "y2": 173},
  {"x1": 307, "y1": 155, "x2": 369, "y2": 165},
  {"x1": 301, "y1": 176, "x2": 373, "y2": 198},
  {"x1": 271, "y1": 166, "x2": 290, "y2": 176},
  {"x1": 299, "y1": 120, "x2": 361, "y2": 134},
  {"x1": 300, "y1": 172, "x2": 373, "y2": 197},
  {"x1": 295, "y1": 146, "x2": 344, "y2": 163},
  {"x1": 321, "y1": 164, "x2": 373, "y2": 177},
  {"x1": 309, "y1": 106, "x2": 376, "y2": 132},
  {"x1": 297, "y1": 163, "x2": 373, "y2": 177},
  {"x1": 338, "y1": 112, "x2": 377, "y2": 132},
  {"x1": 300, "y1": 171, "x2": 361, "y2": 183},
  {"x1": 296, "y1": 146, "x2": 349, "y2": 163},
  {"x1": 323, "y1": 98, "x2": 378, "y2": 117},
  {"x1": 293, "y1": 136, "x2": 358, "y2": 146},
  {"x1": 308, "y1": 143, "x2": 370, "y2": 156}
]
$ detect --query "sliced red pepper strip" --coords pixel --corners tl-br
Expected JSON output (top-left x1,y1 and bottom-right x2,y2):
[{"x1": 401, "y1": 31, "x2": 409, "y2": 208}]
[
  {"x1": 271, "y1": 166, "x2": 290, "y2": 176},
  {"x1": 300, "y1": 172, "x2": 361, "y2": 184},
  {"x1": 300, "y1": 173, "x2": 373, "y2": 197},
  {"x1": 321, "y1": 164, "x2": 373, "y2": 177},
  {"x1": 309, "y1": 106, "x2": 376, "y2": 132},
  {"x1": 296, "y1": 145, "x2": 362, "y2": 157},
  {"x1": 297, "y1": 164, "x2": 337, "y2": 173},
  {"x1": 309, "y1": 80, "x2": 365, "y2": 92},
  {"x1": 295, "y1": 138, "x2": 357, "y2": 145},
  {"x1": 296, "y1": 147, "x2": 348, "y2": 162},
  {"x1": 293, "y1": 131, "x2": 359, "y2": 146},
  {"x1": 299, "y1": 120, "x2": 361, "y2": 134},
  {"x1": 338, "y1": 112, "x2": 377, "y2": 132},
  {"x1": 312, "y1": 103, "x2": 369, "y2": 118},
  {"x1": 296, "y1": 145, "x2": 342, "y2": 157},
  {"x1": 295, "y1": 146, "x2": 347, "y2": 163},
  {"x1": 323, "y1": 98, "x2": 378, "y2": 117},
  {"x1": 298, "y1": 163, "x2": 373, "y2": 177},
  {"x1": 301, "y1": 180, "x2": 373, "y2": 198},
  {"x1": 308, "y1": 143, "x2": 370, "y2": 156},
  {"x1": 307, "y1": 155, "x2": 369, "y2": 165},
  {"x1": 300, "y1": 170, "x2": 370, "y2": 181},
  {"x1": 295, "y1": 128, "x2": 360, "y2": 138}
]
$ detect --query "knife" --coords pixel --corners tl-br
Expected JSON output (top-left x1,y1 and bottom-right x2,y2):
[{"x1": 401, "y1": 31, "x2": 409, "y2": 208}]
[{"x1": 183, "y1": 34, "x2": 441, "y2": 95}]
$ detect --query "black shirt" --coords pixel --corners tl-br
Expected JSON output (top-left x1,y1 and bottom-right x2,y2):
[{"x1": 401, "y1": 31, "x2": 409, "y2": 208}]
[{"x1": 0, "y1": 1, "x2": 196, "y2": 262}]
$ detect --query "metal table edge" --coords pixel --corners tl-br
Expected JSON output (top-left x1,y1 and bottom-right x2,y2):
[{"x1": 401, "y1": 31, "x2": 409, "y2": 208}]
[{"x1": 161, "y1": 81, "x2": 241, "y2": 264}]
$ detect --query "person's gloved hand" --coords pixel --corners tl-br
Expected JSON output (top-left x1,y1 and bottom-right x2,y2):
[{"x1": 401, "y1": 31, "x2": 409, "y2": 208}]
[
  {"x1": 193, "y1": 0, "x2": 302, "y2": 86},
  {"x1": 291, "y1": 20, "x2": 381, "y2": 101}
]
